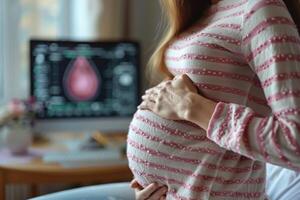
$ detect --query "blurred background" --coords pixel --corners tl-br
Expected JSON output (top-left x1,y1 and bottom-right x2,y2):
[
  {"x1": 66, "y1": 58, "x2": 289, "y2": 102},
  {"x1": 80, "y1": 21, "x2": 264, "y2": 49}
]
[
  {"x1": 2, "y1": 2, "x2": 300, "y2": 200},
  {"x1": 0, "y1": 1, "x2": 164, "y2": 199},
  {"x1": 0, "y1": 0, "x2": 164, "y2": 103}
]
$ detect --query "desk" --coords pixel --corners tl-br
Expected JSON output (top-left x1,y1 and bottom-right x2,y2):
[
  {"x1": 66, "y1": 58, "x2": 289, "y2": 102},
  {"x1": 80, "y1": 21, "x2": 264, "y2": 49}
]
[{"x1": 0, "y1": 133, "x2": 132, "y2": 200}]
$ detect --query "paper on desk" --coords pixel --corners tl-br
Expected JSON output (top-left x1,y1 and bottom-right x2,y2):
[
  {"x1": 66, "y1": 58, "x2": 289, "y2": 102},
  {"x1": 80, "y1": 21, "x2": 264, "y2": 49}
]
[
  {"x1": 42, "y1": 148, "x2": 127, "y2": 168},
  {"x1": 59, "y1": 159, "x2": 128, "y2": 168},
  {"x1": 0, "y1": 148, "x2": 40, "y2": 165}
]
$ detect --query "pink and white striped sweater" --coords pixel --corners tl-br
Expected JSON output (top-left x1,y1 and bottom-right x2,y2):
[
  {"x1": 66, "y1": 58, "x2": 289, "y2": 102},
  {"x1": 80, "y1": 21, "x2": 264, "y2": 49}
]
[{"x1": 127, "y1": 0, "x2": 300, "y2": 199}]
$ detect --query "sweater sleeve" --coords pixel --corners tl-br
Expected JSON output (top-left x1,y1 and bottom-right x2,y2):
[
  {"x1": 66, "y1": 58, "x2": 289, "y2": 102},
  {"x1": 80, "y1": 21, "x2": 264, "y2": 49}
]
[{"x1": 206, "y1": 0, "x2": 300, "y2": 171}]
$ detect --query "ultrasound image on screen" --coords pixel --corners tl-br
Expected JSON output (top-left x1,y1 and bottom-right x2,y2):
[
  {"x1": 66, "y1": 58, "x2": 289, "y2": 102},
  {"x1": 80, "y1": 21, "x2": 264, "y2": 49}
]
[
  {"x1": 30, "y1": 40, "x2": 139, "y2": 119},
  {"x1": 64, "y1": 56, "x2": 101, "y2": 102}
]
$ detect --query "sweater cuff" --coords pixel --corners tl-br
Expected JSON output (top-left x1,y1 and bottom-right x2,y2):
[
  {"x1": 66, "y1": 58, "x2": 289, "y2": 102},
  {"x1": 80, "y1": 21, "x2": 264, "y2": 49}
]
[{"x1": 207, "y1": 102, "x2": 226, "y2": 139}]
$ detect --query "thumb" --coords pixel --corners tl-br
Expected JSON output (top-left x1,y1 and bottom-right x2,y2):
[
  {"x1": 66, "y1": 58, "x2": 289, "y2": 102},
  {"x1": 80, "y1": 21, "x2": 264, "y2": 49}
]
[{"x1": 130, "y1": 179, "x2": 143, "y2": 190}]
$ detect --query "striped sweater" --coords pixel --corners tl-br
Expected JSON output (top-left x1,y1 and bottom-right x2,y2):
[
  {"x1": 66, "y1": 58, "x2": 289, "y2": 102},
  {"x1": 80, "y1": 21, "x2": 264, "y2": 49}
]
[{"x1": 127, "y1": 0, "x2": 300, "y2": 199}]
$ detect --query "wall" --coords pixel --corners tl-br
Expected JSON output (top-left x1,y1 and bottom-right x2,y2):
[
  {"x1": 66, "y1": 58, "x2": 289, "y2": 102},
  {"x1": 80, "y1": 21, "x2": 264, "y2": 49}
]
[
  {"x1": 129, "y1": 0, "x2": 164, "y2": 90},
  {"x1": 0, "y1": 0, "x2": 163, "y2": 102}
]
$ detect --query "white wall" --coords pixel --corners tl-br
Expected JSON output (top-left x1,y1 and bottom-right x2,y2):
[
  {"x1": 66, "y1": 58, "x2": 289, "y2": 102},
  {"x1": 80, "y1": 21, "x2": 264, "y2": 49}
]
[
  {"x1": 0, "y1": 0, "x2": 163, "y2": 102},
  {"x1": 0, "y1": 0, "x2": 4, "y2": 103},
  {"x1": 129, "y1": 0, "x2": 164, "y2": 90},
  {"x1": 1, "y1": 0, "x2": 23, "y2": 102}
]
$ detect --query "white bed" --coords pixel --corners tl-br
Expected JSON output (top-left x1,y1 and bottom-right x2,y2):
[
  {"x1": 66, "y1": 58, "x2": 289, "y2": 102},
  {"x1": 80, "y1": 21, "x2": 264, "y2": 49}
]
[
  {"x1": 30, "y1": 164, "x2": 300, "y2": 200},
  {"x1": 266, "y1": 164, "x2": 300, "y2": 200}
]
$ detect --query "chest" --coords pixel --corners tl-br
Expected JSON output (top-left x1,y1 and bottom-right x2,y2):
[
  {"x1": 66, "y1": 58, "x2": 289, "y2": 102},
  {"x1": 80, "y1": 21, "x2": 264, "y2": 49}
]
[
  {"x1": 165, "y1": 10, "x2": 245, "y2": 70},
  {"x1": 164, "y1": 4, "x2": 257, "y2": 104}
]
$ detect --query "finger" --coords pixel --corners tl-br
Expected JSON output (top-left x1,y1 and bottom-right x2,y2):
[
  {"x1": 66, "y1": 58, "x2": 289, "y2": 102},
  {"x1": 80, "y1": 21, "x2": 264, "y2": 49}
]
[
  {"x1": 147, "y1": 81, "x2": 171, "y2": 92},
  {"x1": 137, "y1": 100, "x2": 155, "y2": 110},
  {"x1": 130, "y1": 179, "x2": 137, "y2": 187},
  {"x1": 138, "y1": 100, "x2": 155, "y2": 110},
  {"x1": 173, "y1": 75, "x2": 180, "y2": 80},
  {"x1": 137, "y1": 183, "x2": 160, "y2": 200},
  {"x1": 172, "y1": 74, "x2": 184, "y2": 85},
  {"x1": 175, "y1": 74, "x2": 189, "y2": 79},
  {"x1": 145, "y1": 87, "x2": 160, "y2": 95},
  {"x1": 160, "y1": 80, "x2": 172, "y2": 87},
  {"x1": 145, "y1": 88, "x2": 154, "y2": 94},
  {"x1": 132, "y1": 184, "x2": 143, "y2": 191},
  {"x1": 183, "y1": 77, "x2": 198, "y2": 93},
  {"x1": 173, "y1": 74, "x2": 197, "y2": 92},
  {"x1": 179, "y1": 74, "x2": 194, "y2": 84},
  {"x1": 142, "y1": 93, "x2": 158, "y2": 102},
  {"x1": 130, "y1": 179, "x2": 142, "y2": 190},
  {"x1": 145, "y1": 80, "x2": 171, "y2": 95},
  {"x1": 147, "y1": 186, "x2": 168, "y2": 200},
  {"x1": 159, "y1": 195, "x2": 167, "y2": 200},
  {"x1": 181, "y1": 74, "x2": 195, "y2": 86},
  {"x1": 164, "y1": 76, "x2": 173, "y2": 81},
  {"x1": 145, "y1": 84, "x2": 161, "y2": 94}
]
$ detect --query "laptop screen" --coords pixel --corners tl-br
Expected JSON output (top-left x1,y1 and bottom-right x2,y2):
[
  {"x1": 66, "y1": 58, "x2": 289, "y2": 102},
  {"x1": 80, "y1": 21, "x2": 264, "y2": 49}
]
[{"x1": 30, "y1": 40, "x2": 140, "y2": 119}]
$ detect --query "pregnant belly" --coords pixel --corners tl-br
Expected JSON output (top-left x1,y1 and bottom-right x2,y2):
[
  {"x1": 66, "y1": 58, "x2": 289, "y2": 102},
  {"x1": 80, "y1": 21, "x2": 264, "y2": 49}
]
[{"x1": 127, "y1": 109, "x2": 227, "y2": 194}]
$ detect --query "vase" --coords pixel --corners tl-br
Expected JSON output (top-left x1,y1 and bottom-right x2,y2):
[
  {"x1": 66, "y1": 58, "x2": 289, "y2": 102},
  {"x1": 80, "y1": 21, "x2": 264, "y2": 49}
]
[{"x1": 0, "y1": 125, "x2": 33, "y2": 154}]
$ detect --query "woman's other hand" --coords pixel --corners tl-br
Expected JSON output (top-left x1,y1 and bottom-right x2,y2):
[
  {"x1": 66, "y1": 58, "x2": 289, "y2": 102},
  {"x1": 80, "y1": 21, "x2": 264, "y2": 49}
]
[
  {"x1": 130, "y1": 179, "x2": 167, "y2": 200},
  {"x1": 138, "y1": 74, "x2": 217, "y2": 130},
  {"x1": 138, "y1": 74, "x2": 198, "y2": 120}
]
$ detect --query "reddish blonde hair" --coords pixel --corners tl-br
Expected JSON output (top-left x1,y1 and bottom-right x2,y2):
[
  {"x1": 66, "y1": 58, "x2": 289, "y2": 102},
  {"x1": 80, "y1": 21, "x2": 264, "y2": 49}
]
[
  {"x1": 149, "y1": 0, "x2": 300, "y2": 82},
  {"x1": 148, "y1": 0, "x2": 210, "y2": 82}
]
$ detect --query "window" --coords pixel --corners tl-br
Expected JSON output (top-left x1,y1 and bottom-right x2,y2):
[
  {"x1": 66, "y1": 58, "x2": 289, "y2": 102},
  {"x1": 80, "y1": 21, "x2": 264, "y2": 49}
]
[
  {"x1": 0, "y1": 0, "x2": 67, "y2": 101},
  {"x1": 0, "y1": 0, "x2": 107, "y2": 102},
  {"x1": 0, "y1": 0, "x2": 5, "y2": 102}
]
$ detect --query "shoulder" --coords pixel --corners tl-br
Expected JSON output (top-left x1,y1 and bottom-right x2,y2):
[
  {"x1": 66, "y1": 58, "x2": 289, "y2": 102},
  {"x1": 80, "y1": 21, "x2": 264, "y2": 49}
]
[
  {"x1": 241, "y1": 0, "x2": 296, "y2": 32},
  {"x1": 243, "y1": 0, "x2": 289, "y2": 19},
  {"x1": 243, "y1": 0, "x2": 286, "y2": 10}
]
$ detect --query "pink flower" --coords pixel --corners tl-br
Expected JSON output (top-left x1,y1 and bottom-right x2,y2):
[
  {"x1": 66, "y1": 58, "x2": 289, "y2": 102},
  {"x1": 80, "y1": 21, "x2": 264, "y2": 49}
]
[{"x1": 7, "y1": 99, "x2": 26, "y2": 117}]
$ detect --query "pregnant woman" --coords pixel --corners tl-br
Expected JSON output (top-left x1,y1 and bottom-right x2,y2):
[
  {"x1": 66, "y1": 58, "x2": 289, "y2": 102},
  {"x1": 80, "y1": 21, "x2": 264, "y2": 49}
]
[{"x1": 127, "y1": 0, "x2": 300, "y2": 199}]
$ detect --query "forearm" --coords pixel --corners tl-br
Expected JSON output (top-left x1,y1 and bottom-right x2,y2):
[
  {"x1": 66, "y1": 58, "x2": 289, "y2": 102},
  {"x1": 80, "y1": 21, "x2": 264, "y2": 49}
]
[
  {"x1": 205, "y1": 102, "x2": 300, "y2": 171},
  {"x1": 181, "y1": 92, "x2": 217, "y2": 130},
  {"x1": 183, "y1": 92, "x2": 300, "y2": 170}
]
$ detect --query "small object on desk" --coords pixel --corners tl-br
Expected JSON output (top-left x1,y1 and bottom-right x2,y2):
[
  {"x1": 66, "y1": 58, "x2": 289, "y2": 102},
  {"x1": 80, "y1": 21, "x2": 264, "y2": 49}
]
[
  {"x1": 0, "y1": 98, "x2": 36, "y2": 154},
  {"x1": 92, "y1": 131, "x2": 127, "y2": 149},
  {"x1": 78, "y1": 137, "x2": 105, "y2": 150},
  {"x1": 0, "y1": 125, "x2": 33, "y2": 154},
  {"x1": 42, "y1": 148, "x2": 126, "y2": 168},
  {"x1": 0, "y1": 148, "x2": 40, "y2": 165},
  {"x1": 91, "y1": 131, "x2": 112, "y2": 147},
  {"x1": 63, "y1": 134, "x2": 105, "y2": 151}
]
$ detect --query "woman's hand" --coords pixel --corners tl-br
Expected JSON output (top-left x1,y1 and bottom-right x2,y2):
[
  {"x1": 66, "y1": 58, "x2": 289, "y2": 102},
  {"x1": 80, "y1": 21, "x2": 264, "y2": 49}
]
[
  {"x1": 138, "y1": 74, "x2": 217, "y2": 130},
  {"x1": 130, "y1": 179, "x2": 167, "y2": 200},
  {"x1": 138, "y1": 74, "x2": 198, "y2": 120}
]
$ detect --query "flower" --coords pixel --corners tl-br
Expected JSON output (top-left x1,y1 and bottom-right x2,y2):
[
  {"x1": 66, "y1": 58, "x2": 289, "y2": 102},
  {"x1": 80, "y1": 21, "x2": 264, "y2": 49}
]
[{"x1": 0, "y1": 97, "x2": 37, "y2": 128}]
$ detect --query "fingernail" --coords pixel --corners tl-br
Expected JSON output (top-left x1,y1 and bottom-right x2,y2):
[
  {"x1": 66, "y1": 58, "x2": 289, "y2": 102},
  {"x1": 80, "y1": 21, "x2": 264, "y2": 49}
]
[{"x1": 150, "y1": 183, "x2": 157, "y2": 187}]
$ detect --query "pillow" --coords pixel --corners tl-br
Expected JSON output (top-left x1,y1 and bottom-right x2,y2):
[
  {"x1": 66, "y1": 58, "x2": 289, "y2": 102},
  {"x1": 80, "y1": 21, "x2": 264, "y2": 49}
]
[{"x1": 266, "y1": 163, "x2": 300, "y2": 200}]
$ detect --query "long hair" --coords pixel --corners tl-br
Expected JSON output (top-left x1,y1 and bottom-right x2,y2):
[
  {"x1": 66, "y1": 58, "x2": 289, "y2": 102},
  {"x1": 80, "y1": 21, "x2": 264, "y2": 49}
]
[
  {"x1": 148, "y1": 0, "x2": 211, "y2": 83},
  {"x1": 148, "y1": 0, "x2": 300, "y2": 82},
  {"x1": 284, "y1": 0, "x2": 300, "y2": 30}
]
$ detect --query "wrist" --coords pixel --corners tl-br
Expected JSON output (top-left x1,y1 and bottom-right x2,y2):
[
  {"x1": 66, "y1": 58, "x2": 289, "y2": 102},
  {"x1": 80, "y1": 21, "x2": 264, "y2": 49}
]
[
  {"x1": 180, "y1": 92, "x2": 197, "y2": 120},
  {"x1": 182, "y1": 92, "x2": 217, "y2": 130}
]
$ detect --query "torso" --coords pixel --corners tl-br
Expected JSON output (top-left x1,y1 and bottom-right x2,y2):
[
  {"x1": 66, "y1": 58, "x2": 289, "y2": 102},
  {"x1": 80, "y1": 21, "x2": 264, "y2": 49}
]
[{"x1": 127, "y1": 1, "x2": 268, "y2": 199}]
